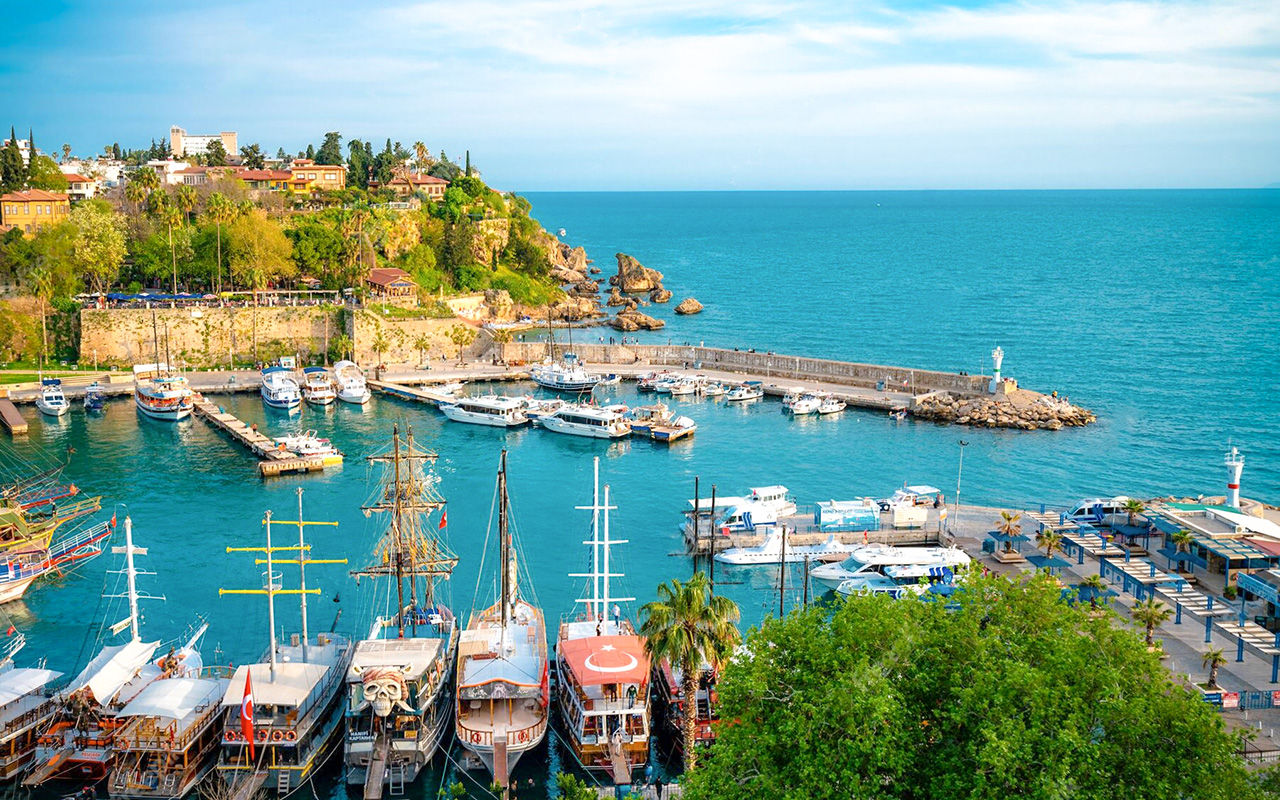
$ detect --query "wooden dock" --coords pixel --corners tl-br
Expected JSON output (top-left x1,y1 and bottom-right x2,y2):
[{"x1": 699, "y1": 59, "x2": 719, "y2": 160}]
[
  {"x1": 0, "y1": 399, "x2": 27, "y2": 435},
  {"x1": 189, "y1": 394, "x2": 326, "y2": 478},
  {"x1": 367, "y1": 379, "x2": 460, "y2": 406}
]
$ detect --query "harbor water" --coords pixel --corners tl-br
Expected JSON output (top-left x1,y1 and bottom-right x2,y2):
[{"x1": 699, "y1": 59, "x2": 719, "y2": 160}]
[{"x1": 7, "y1": 188, "x2": 1280, "y2": 798}]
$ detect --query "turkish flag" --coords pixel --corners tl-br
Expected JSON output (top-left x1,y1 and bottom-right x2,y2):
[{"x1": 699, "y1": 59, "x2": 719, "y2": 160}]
[
  {"x1": 438, "y1": 510, "x2": 447, "y2": 530},
  {"x1": 240, "y1": 671, "x2": 256, "y2": 760}
]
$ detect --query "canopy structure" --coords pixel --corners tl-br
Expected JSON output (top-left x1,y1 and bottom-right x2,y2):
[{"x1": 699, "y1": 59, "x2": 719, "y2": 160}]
[
  {"x1": 121, "y1": 677, "x2": 226, "y2": 720},
  {"x1": 221, "y1": 663, "x2": 329, "y2": 709},
  {"x1": 348, "y1": 638, "x2": 443, "y2": 682},
  {"x1": 69, "y1": 640, "x2": 160, "y2": 704},
  {"x1": 560, "y1": 635, "x2": 649, "y2": 688},
  {"x1": 0, "y1": 667, "x2": 61, "y2": 706},
  {"x1": 458, "y1": 625, "x2": 544, "y2": 700},
  {"x1": 1190, "y1": 534, "x2": 1278, "y2": 585},
  {"x1": 1026, "y1": 554, "x2": 1072, "y2": 575}
]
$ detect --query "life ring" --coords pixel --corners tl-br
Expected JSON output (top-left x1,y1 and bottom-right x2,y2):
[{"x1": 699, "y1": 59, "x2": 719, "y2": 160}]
[
  {"x1": 517, "y1": 730, "x2": 528, "y2": 743},
  {"x1": 284, "y1": 730, "x2": 297, "y2": 742},
  {"x1": 223, "y1": 731, "x2": 237, "y2": 742},
  {"x1": 256, "y1": 730, "x2": 267, "y2": 742},
  {"x1": 470, "y1": 731, "x2": 482, "y2": 744},
  {"x1": 271, "y1": 730, "x2": 284, "y2": 742}
]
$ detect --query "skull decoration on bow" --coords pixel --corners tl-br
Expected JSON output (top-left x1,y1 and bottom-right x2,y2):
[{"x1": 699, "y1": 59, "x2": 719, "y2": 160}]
[{"x1": 352, "y1": 665, "x2": 414, "y2": 717}]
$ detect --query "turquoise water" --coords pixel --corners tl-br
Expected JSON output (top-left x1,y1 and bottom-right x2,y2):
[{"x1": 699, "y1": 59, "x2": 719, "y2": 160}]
[{"x1": 5, "y1": 190, "x2": 1279, "y2": 797}]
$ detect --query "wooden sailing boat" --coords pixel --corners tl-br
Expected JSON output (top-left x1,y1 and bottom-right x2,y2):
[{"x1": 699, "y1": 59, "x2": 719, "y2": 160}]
[
  {"x1": 0, "y1": 614, "x2": 62, "y2": 779},
  {"x1": 455, "y1": 451, "x2": 548, "y2": 789},
  {"x1": 214, "y1": 490, "x2": 351, "y2": 799},
  {"x1": 344, "y1": 425, "x2": 458, "y2": 799},
  {"x1": 554, "y1": 458, "x2": 650, "y2": 785}
]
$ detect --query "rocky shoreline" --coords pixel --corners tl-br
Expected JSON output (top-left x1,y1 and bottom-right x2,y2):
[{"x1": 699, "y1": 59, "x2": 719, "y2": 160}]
[
  {"x1": 545, "y1": 241, "x2": 702, "y2": 327},
  {"x1": 911, "y1": 389, "x2": 1096, "y2": 430}
]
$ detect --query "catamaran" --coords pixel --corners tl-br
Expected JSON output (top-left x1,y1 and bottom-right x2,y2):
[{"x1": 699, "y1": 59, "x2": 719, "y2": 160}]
[
  {"x1": 455, "y1": 451, "x2": 548, "y2": 790},
  {"x1": 344, "y1": 426, "x2": 459, "y2": 798},
  {"x1": 554, "y1": 459, "x2": 650, "y2": 785},
  {"x1": 334, "y1": 361, "x2": 372, "y2": 405},
  {"x1": 215, "y1": 490, "x2": 352, "y2": 799},
  {"x1": 260, "y1": 366, "x2": 301, "y2": 411},
  {"x1": 301, "y1": 367, "x2": 336, "y2": 406},
  {"x1": 26, "y1": 517, "x2": 205, "y2": 787}
]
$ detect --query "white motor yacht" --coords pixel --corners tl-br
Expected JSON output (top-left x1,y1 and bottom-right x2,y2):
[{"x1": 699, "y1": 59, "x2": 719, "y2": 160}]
[
  {"x1": 789, "y1": 393, "x2": 821, "y2": 415},
  {"x1": 273, "y1": 431, "x2": 344, "y2": 464},
  {"x1": 810, "y1": 545, "x2": 972, "y2": 592},
  {"x1": 818, "y1": 397, "x2": 846, "y2": 415},
  {"x1": 334, "y1": 360, "x2": 372, "y2": 405},
  {"x1": 260, "y1": 366, "x2": 301, "y2": 411},
  {"x1": 835, "y1": 564, "x2": 959, "y2": 599},
  {"x1": 714, "y1": 530, "x2": 859, "y2": 565},
  {"x1": 523, "y1": 397, "x2": 564, "y2": 426},
  {"x1": 34, "y1": 379, "x2": 69, "y2": 417},
  {"x1": 302, "y1": 367, "x2": 336, "y2": 406},
  {"x1": 540, "y1": 404, "x2": 631, "y2": 439},
  {"x1": 700, "y1": 382, "x2": 725, "y2": 398},
  {"x1": 726, "y1": 382, "x2": 764, "y2": 402},
  {"x1": 440, "y1": 395, "x2": 531, "y2": 427}
]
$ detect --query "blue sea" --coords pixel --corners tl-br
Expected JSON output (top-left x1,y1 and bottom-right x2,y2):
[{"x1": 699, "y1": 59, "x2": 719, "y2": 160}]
[{"x1": 6, "y1": 190, "x2": 1279, "y2": 797}]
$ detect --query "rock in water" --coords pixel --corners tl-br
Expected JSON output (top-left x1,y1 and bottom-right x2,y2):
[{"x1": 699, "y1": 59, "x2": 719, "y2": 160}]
[
  {"x1": 610, "y1": 309, "x2": 665, "y2": 331},
  {"x1": 612, "y1": 253, "x2": 665, "y2": 293},
  {"x1": 606, "y1": 287, "x2": 629, "y2": 307},
  {"x1": 674, "y1": 297, "x2": 703, "y2": 315},
  {"x1": 650, "y1": 287, "x2": 673, "y2": 303}
]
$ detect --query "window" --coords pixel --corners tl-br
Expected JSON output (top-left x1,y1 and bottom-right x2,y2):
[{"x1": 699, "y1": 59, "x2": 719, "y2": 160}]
[
  {"x1": 36, "y1": 205, "x2": 41, "y2": 215},
  {"x1": 307, "y1": 173, "x2": 316, "y2": 180}
]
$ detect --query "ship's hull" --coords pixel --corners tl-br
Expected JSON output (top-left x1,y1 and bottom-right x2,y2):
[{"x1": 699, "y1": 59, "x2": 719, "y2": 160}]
[
  {"x1": 440, "y1": 406, "x2": 528, "y2": 428},
  {"x1": 530, "y1": 376, "x2": 599, "y2": 392},
  {"x1": 337, "y1": 388, "x2": 371, "y2": 405},
  {"x1": 0, "y1": 575, "x2": 37, "y2": 604},
  {"x1": 35, "y1": 400, "x2": 68, "y2": 417},
  {"x1": 135, "y1": 396, "x2": 193, "y2": 421},
  {"x1": 540, "y1": 418, "x2": 629, "y2": 439}
]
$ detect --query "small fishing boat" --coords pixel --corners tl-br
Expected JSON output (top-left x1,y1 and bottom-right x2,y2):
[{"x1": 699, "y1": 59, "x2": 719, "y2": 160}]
[
  {"x1": 699, "y1": 381, "x2": 725, "y2": 398},
  {"x1": 781, "y1": 389, "x2": 801, "y2": 410},
  {"x1": 667, "y1": 379, "x2": 697, "y2": 397},
  {"x1": 636, "y1": 372, "x2": 674, "y2": 392},
  {"x1": 435, "y1": 381, "x2": 468, "y2": 396},
  {"x1": 809, "y1": 544, "x2": 972, "y2": 593},
  {"x1": 34, "y1": 379, "x2": 69, "y2": 417},
  {"x1": 818, "y1": 397, "x2": 846, "y2": 415},
  {"x1": 260, "y1": 366, "x2": 301, "y2": 411},
  {"x1": 301, "y1": 367, "x2": 336, "y2": 406},
  {"x1": 595, "y1": 374, "x2": 621, "y2": 387},
  {"x1": 725, "y1": 382, "x2": 764, "y2": 402},
  {"x1": 889, "y1": 407, "x2": 908, "y2": 421},
  {"x1": 714, "y1": 529, "x2": 858, "y2": 566},
  {"x1": 522, "y1": 398, "x2": 564, "y2": 426},
  {"x1": 334, "y1": 360, "x2": 372, "y2": 405},
  {"x1": 788, "y1": 393, "x2": 821, "y2": 415},
  {"x1": 440, "y1": 395, "x2": 530, "y2": 428},
  {"x1": 541, "y1": 404, "x2": 631, "y2": 439},
  {"x1": 83, "y1": 382, "x2": 106, "y2": 412},
  {"x1": 272, "y1": 431, "x2": 344, "y2": 464}
]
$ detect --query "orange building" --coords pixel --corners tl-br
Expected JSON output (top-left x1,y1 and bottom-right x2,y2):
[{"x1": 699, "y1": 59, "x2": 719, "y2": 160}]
[
  {"x1": 0, "y1": 190, "x2": 70, "y2": 235},
  {"x1": 287, "y1": 159, "x2": 346, "y2": 192},
  {"x1": 384, "y1": 174, "x2": 450, "y2": 201}
]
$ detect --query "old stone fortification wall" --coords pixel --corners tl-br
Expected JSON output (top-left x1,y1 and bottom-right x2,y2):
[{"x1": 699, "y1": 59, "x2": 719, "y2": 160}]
[
  {"x1": 350, "y1": 312, "x2": 492, "y2": 365},
  {"x1": 80, "y1": 306, "x2": 344, "y2": 367},
  {"x1": 498, "y1": 342, "x2": 991, "y2": 396}
]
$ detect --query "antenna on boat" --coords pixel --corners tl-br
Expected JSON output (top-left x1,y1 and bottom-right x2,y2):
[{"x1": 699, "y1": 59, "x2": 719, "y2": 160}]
[{"x1": 108, "y1": 516, "x2": 162, "y2": 642}]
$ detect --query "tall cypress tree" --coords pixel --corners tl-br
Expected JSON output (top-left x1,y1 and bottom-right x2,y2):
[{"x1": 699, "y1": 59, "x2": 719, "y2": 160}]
[
  {"x1": 465, "y1": 150, "x2": 471, "y2": 177},
  {"x1": 1, "y1": 127, "x2": 23, "y2": 192},
  {"x1": 26, "y1": 128, "x2": 35, "y2": 180}
]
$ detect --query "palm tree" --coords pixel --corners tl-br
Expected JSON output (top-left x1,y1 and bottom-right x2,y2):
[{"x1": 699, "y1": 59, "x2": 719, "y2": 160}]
[
  {"x1": 371, "y1": 328, "x2": 389, "y2": 369},
  {"x1": 1036, "y1": 529, "x2": 1063, "y2": 560},
  {"x1": 640, "y1": 573, "x2": 741, "y2": 772},
  {"x1": 1122, "y1": 498, "x2": 1146, "y2": 528},
  {"x1": 412, "y1": 333, "x2": 431, "y2": 365},
  {"x1": 124, "y1": 179, "x2": 148, "y2": 217},
  {"x1": 174, "y1": 184, "x2": 197, "y2": 225},
  {"x1": 1080, "y1": 573, "x2": 1109, "y2": 609},
  {"x1": 160, "y1": 205, "x2": 183, "y2": 296},
  {"x1": 995, "y1": 510, "x2": 1022, "y2": 555},
  {"x1": 1170, "y1": 529, "x2": 1195, "y2": 574},
  {"x1": 1203, "y1": 647, "x2": 1228, "y2": 689},
  {"x1": 1130, "y1": 597, "x2": 1172, "y2": 647},
  {"x1": 490, "y1": 328, "x2": 512, "y2": 364},
  {"x1": 446, "y1": 324, "x2": 477, "y2": 365},
  {"x1": 206, "y1": 192, "x2": 234, "y2": 293},
  {"x1": 413, "y1": 141, "x2": 432, "y2": 172},
  {"x1": 330, "y1": 333, "x2": 353, "y2": 363}
]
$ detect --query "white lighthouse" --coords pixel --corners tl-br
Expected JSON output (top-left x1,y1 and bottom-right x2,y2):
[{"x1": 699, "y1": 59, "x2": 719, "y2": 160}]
[
  {"x1": 1225, "y1": 446, "x2": 1244, "y2": 509},
  {"x1": 989, "y1": 346, "x2": 1004, "y2": 394}
]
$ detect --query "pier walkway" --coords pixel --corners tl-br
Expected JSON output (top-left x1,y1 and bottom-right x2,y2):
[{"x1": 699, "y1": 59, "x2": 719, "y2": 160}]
[
  {"x1": 190, "y1": 394, "x2": 326, "y2": 478},
  {"x1": 0, "y1": 400, "x2": 27, "y2": 435}
]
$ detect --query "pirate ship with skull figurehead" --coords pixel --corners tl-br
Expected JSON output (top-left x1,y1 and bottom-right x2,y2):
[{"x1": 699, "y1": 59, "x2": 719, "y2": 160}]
[{"x1": 344, "y1": 426, "x2": 458, "y2": 798}]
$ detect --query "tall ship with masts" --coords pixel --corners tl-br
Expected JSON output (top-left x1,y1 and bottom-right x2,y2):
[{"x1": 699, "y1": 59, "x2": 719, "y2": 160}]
[
  {"x1": 455, "y1": 451, "x2": 548, "y2": 789},
  {"x1": 344, "y1": 426, "x2": 458, "y2": 798},
  {"x1": 529, "y1": 316, "x2": 602, "y2": 393},
  {"x1": 554, "y1": 459, "x2": 651, "y2": 785},
  {"x1": 134, "y1": 311, "x2": 194, "y2": 422},
  {"x1": 214, "y1": 490, "x2": 352, "y2": 799}
]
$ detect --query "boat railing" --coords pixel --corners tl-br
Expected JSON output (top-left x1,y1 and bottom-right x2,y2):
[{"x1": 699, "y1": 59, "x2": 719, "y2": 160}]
[
  {"x1": 201, "y1": 665, "x2": 237, "y2": 679},
  {"x1": 2, "y1": 699, "x2": 54, "y2": 734},
  {"x1": 119, "y1": 701, "x2": 221, "y2": 752},
  {"x1": 456, "y1": 715, "x2": 547, "y2": 749}
]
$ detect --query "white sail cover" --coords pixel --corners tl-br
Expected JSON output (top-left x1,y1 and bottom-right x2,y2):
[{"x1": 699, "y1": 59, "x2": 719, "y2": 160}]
[
  {"x1": 0, "y1": 668, "x2": 62, "y2": 706},
  {"x1": 119, "y1": 677, "x2": 226, "y2": 720},
  {"x1": 68, "y1": 640, "x2": 160, "y2": 703}
]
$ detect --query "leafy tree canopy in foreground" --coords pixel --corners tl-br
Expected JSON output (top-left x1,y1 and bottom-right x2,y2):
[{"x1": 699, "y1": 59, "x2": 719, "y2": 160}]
[{"x1": 684, "y1": 574, "x2": 1257, "y2": 800}]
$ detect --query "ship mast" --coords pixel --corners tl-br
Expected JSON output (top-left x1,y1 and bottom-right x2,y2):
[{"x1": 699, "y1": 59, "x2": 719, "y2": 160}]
[
  {"x1": 392, "y1": 427, "x2": 406, "y2": 637},
  {"x1": 498, "y1": 449, "x2": 510, "y2": 628},
  {"x1": 108, "y1": 516, "x2": 163, "y2": 643},
  {"x1": 571, "y1": 458, "x2": 632, "y2": 622}
]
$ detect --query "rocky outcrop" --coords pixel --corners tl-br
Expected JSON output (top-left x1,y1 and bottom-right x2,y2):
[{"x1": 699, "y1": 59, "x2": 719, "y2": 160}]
[
  {"x1": 674, "y1": 297, "x2": 703, "y2": 315},
  {"x1": 589, "y1": 267, "x2": 602, "y2": 275},
  {"x1": 650, "y1": 288, "x2": 673, "y2": 303},
  {"x1": 610, "y1": 253, "x2": 665, "y2": 293},
  {"x1": 551, "y1": 266, "x2": 586, "y2": 285},
  {"x1": 548, "y1": 295, "x2": 605, "y2": 322},
  {"x1": 606, "y1": 287, "x2": 629, "y2": 307},
  {"x1": 610, "y1": 310, "x2": 665, "y2": 332},
  {"x1": 471, "y1": 218, "x2": 511, "y2": 266},
  {"x1": 570, "y1": 279, "x2": 600, "y2": 296},
  {"x1": 911, "y1": 391, "x2": 1096, "y2": 430}
]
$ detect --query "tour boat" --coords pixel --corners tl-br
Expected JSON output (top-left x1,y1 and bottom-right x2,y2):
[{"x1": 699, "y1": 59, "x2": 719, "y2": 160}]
[
  {"x1": 713, "y1": 529, "x2": 859, "y2": 566},
  {"x1": 555, "y1": 459, "x2": 651, "y2": 784},
  {"x1": 440, "y1": 395, "x2": 531, "y2": 428},
  {"x1": 725, "y1": 382, "x2": 764, "y2": 402},
  {"x1": 301, "y1": 367, "x2": 336, "y2": 406},
  {"x1": 788, "y1": 392, "x2": 821, "y2": 415},
  {"x1": 818, "y1": 396, "x2": 846, "y2": 415},
  {"x1": 272, "y1": 431, "x2": 344, "y2": 465},
  {"x1": 84, "y1": 382, "x2": 107, "y2": 412},
  {"x1": 540, "y1": 404, "x2": 631, "y2": 439},
  {"x1": 522, "y1": 398, "x2": 564, "y2": 426},
  {"x1": 0, "y1": 620, "x2": 61, "y2": 779},
  {"x1": 345, "y1": 427, "x2": 458, "y2": 797},
  {"x1": 260, "y1": 366, "x2": 301, "y2": 411},
  {"x1": 34, "y1": 379, "x2": 69, "y2": 417},
  {"x1": 809, "y1": 544, "x2": 972, "y2": 593},
  {"x1": 216, "y1": 492, "x2": 352, "y2": 799},
  {"x1": 334, "y1": 360, "x2": 372, "y2": 405},
  {"x1": 0, "y1": 517, "x2": 114, "y2": 604},
  {"x1": 456, "y1": 452, "x2": 548, "y2": 790},
  {"x1": 26, "y1": 518, "x2": 205, "y2": 788},
  {"x1": 834, "y1": 564, "x2": 958, "y2": 599},
  {"x1": 654, "y1": 661, "x2": 719, "y2": 758},
  {"x1": 529, "y1": 353, "x2": 601, "y2": 393},
  {"x1": 133, "y1": 366, "x2": 195, "y2": 422}
]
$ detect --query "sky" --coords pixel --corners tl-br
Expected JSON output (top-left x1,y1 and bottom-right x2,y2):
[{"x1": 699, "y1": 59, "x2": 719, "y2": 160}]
[{"x1": 2, "y1": 0, "x2": 1278, "y2": 191}]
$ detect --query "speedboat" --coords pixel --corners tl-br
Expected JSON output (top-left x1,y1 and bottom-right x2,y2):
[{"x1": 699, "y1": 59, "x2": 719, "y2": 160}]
[
  {"x1": 726, "y1": 382, "x2": 764, "y2": 402},
  {"x1": 540, "y1": 404, "x2": 631, "y2": 439},
  {"x1": 440, "y1": 395, "x2": 531, "y2": 427},
  {"x1": 652, "y1": 375, "x2": 684, "y2": 394},
  {"x1": 595, "y1": 374, "x2": 621, "y2": 387},
  {"x1": 834, "y1": 564, "x2": 958, "y2": 599},
  {"x1": 810, "y1": 544, "x2": 971, "y2": 593},
  {"x1": 133, "y1": 365, "x2": 194, "y2": 421},
  {"x1": 84, "y1": 382, "x2": 106, "y2": 412},
  {"x1": 788, "y1": 393, "x2": 821, "y2": 415},
  {"x1": 667, "y1": 379, "x2": 697, "y2": 397},
  {"x1": 34, "y1": 379, "x2": 68, "y2": 417},
  {"x1": 334, "y1": 360, "x2": 372, "y2": 405},
  {"x1": 714, "y1": 530, "x2": 859, "y2": 566},
  {"x1": 302, "y1": 367, "x2": 336, "y2": 406},
  {"x1": 529, "y1": 353, "x2": 601, "y2": 392},
  {"x1": 818, "y1": 397, "x2": 846, "y2": 415},
  {"x1": 260, "y1": 366, "x2": 301, "y2": 411},
  {"x1": 273, "y1": 431, "x2": 343, "y2": 464}
]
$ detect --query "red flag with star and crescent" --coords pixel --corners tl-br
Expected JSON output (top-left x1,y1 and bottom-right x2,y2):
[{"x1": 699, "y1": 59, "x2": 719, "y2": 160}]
[
  {"x1": 240, "y1": 671, "x2": 255, "y2": 759},
  {"x1": 438, "y1": 510, "x2": 447, "y2": 530}
]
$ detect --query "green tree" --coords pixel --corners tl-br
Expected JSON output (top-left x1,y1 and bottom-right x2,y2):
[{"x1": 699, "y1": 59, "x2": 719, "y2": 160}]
[
  {"x1": 1035, "y1": 529, "x2": 1063, "y2": 561},
  {"x1": 238, "y1": 143, "x2": 265, "y2": 169},
  {"x1": 68, "y1": 201, "x2": 127, "y2": 294},
  {"x1": 1130, "y1": 597, "x2": 1173, "y2": 647},
  {"x1": 346, "y1": 139, "x2": 370, "y2": 190},
  {"x1": 428, "y1": 151, "x2": 461, "y2": 181},
  {"x1": 174, "y1": 184, "x2": 197, "y2": 224},
  {"x1": 371, "y1": 327, "x2": 389, "y2": 367},
  {"x1": 1079, "y1": 573, "x2": 1110, "y2": 609},
  {"x1": 315, "y1": 132, "x2": 343, "y2": 165},
  {"x1": 328, "y1": 333, "x2": 353, "y2": 364},
  {"x1": 225, "y1": 209, "x2": 294, "y2": 305},
  {"x1": 683, "y1": 573, "x2": 1254, "y2": 800},
  {"x1": 412, "y1": 333, "x2": 431, "y2": 365},
  {"x1": 205, "y1": 192, "x2": 236, "y2": 293},
  {"x1": 0, "y1": 129, "x2": 23, "y2": 193},
  {"x1": 205, "y1": 140, "x2": 228, "y2": 166},
  {"x1": 446, "y1": 324, "x2": 476, "y2": 364},
  {"x1": 160, "y1": 204, "x2": 184, "y2": 295},
  {"x1": 640, "y1": 572, "x2": 741, "y2": 772},
  {"x1": 1122, "y1": 498, "x2": 1146, "y2": 528},
  {"x1": 995, "y1": 510, "x2": 1021, "y2": 555},
  {"x1": 1170, "y1": 529, "x2": 1195, "y2": 573},
  {"x1": 554, "y1": 772, "x2": 596, "y2": 800},
  {"x1": 25, "y1": 155, "x2": 68, "y2": 192},
  {"x1": 1203, "y1": 647, "x2": 1228, "y2": 690}
]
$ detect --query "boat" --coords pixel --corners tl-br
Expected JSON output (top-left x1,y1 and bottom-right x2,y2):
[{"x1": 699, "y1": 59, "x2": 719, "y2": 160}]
[
  {"x1": 1065, "y1": 496, "x2": 1136, "y2": 526},
  {"x1": 271, "y1": 431, "x2": 344, "y2": 465},
  {"x1": 259, "y1": 366, "x2": 301, "y2": 411},
  {"x1": 133, "y1": 312, "x2": 194, "y2": 422},
  {"x1": 435, "y1": 381, "x2": 468, "y2": 396},
  {"x1": 84, "y1": 382, "x2": 106, "y2": 412},
  {"x1": 781, "y1": 390, "x2": 801, "y2": 410},
  {"x1": 680, "y1": 486, "x2": 797, "y2": 540},
  {"x1": 555, "y1": 459, "x2": 651, "y2": 784},
  {"x1": 713, "y1": 529, "x2": 859, "y2": 566},
  {"x1": 699, "y1": 381, "x2": 725, "y2": 398},
  {"x1": 636, "y1": 372, "x2": 674, "y2": 392},
  {"x1": 809, "y1": 544, "x2": 972, "y2": 593},
  {"x1": 334, "y1": 360, "x2": 372, "y2": 405},
  {"x1": 652, "y1": 376, "x2": 683, "y2": 395},
  {"x1": 522, "y1": 398, "x2": 564, "y2": 426},
  {"x1": 788, "y1": 393, "x2": 821, "y2": 415},
  {"x1": 215, "y1": 491, "x2": 352, "y2": 799},
  {"x1": 875, "y1": 485, "x2": 945, "y2": 511},
  {"x1": 456, "y1": 451, "x2": 548, "y2": 789},
  {"x1": 725, "y1": 382, "x2": 764, "y2": 403},
  {"x1": 666, "y1": 378, "x2": 697, "y2": 397},
  {"x1": 834, "y1": 564, "x2": 958, "y2": 599},
  {"x1": 818, "y1": 397, "x2": 846, "y2": 415},
  {"x1": 26, "y1": 517, "x2": 204, "y2": 787},
  {"x1": 0, "y1": 464, "x2": 103, "y2": 560},
  {"x1": 529, "y1": 354, "x2": 601, "y2": 393},
  {"x1": 627, "y1": 404, "x2": 695, "y2": 443},
  {"x1": 0, "y1": 517, "x2": 115, "y2": 604},
  {"x1": 301, "y1": 367, "x2": 336, "y2": 406},
  {"x1": 0, "y1": 617, "x2": 62, "y2": 778},
  {"x1": 440, "y1": 395, "x2": 530, "y2": 428},
  {"x1": 540, "y1": 404, "x2": 631, "y2": 439},
  {"x1": 345, "y1": 427, "x2": 459, "y2": 797},
  {"x1": 654, "y1": 660, "x2": 719, "y2": 759},
  {"x1": 34, "y1": 379, "x2": 69, "y2": 417},
  {"x1": 595, "y1": 374, "x2": 621, "y2": 387}
]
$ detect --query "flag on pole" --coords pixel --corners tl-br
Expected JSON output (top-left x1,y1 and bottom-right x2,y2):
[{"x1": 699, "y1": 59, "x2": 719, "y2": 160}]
[
  {"x1": 4, "y1": 625, "x2": 14, "y2": 636},
  {"x1": 240, "y1": 671, "x2": 256, "y2": 759},
  {"x1": 438, "y1": 510, "x2": 447, "y2": 530}
]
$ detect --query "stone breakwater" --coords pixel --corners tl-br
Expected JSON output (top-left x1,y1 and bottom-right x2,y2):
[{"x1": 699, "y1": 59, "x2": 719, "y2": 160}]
[{"x1": 911, "y1": 390, "x2": 1096, "y2": 430}]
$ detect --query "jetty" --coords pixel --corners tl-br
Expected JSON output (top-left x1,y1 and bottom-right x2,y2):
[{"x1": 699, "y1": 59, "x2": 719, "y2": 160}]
[
  {"x1": 189, "y1": 394, "x2": 326, "y2": 478},
  {"x1": 366, "y1": 379, "x2": 460, "y2": 406},
  {"x1": 0, "y1": 399, "x2": 28, "y2": 436}
]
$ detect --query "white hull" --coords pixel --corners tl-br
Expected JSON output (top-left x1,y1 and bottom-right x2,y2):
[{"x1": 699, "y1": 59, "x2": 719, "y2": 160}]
[
  {"x1": 262, "y1": 394, "x2": 300, "y2": 410},
  {"x1": 134, "y1": 397, "x2": 193, "y2": 421},
  {"x1": 789, "y1": 400, "x2": 821, "y2": 415},
  {"x1": 35, "y1": 400, "x2": 67, "y2": 417},
  {"x1": 726, "y1": 392, "x2": 763, "y2": 402},
  {"x1": 0, "y1": 576, "x2": 36, "y2": 604},
  {"x1": 540, "y1": 418, "x2": 629, "y2": 438},
  {"x1": 461, "y1": 736, "x2": 540, "y2": 785},
  {"x1": 338, "y1": 388, "x2": 371, "y2": 404},
  {"x1": 715, "y1": 545, "x2": 856, "y2": 566},
  {"x1": 440, "y1": 406, "x2": 528, "y2": 427},
  {"x1": 304, "y1": 393, "x2": 335, "y2": 406},
  {"x1": 531, "y1": 377, "x2": 599, "y2": 392}
]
